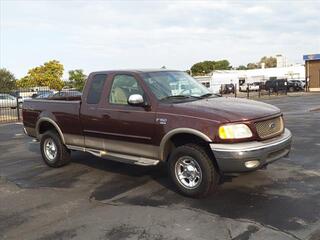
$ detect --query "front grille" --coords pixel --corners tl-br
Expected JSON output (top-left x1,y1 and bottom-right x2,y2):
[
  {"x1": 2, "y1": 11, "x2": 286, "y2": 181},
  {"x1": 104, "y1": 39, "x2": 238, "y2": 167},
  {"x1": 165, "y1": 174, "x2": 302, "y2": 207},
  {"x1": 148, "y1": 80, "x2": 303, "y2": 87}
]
[{"x1": 255, "y1": 116, "x2": 284, "y2": 139}]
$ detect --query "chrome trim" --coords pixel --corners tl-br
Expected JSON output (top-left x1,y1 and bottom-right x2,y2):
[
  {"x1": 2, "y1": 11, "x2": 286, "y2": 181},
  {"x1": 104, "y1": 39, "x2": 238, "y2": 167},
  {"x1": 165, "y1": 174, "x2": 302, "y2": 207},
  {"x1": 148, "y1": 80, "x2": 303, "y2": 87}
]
[
  {"x1": 175, "y1": 156, "x2": 202, "y2": 189},
  {"x1": 43, "y1": 138, "x2": 58, "y2": 161},
  {"x1": 254, "y1": 116, "x2": 284, "y2": 139},
  {"x1": 102, "y1": 151, "x2": 159, "y2": 166},
  {"x1": 67, "y1": 145, "x2": 85, "y2": 152},
  {"x1": 210, "y1": 128, "x2": 292, "y2": 152},
  {"x1": 128, "y1": 94, "x2": 144, "y2": 105},
  {"x1": 66, "y1": 145, "x2": 160, "y2": 166},
  {"x1": 36, "y1": 117, "x2": 65, "y2": 144}
]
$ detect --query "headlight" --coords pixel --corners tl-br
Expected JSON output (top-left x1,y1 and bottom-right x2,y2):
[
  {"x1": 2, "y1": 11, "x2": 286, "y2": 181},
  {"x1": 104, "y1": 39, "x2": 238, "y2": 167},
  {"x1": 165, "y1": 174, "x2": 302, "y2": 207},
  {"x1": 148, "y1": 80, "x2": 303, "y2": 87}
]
[{"x1": 219, "y1": 124, "x2": 252, "y2": 139}]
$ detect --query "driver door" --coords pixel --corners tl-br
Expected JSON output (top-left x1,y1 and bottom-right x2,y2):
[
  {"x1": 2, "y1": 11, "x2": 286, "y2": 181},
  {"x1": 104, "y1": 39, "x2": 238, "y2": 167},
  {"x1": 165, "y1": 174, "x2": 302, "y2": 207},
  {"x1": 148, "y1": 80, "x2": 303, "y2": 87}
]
[{"x1": 97, "y1": 74, "x2": 157, "y2": 159}]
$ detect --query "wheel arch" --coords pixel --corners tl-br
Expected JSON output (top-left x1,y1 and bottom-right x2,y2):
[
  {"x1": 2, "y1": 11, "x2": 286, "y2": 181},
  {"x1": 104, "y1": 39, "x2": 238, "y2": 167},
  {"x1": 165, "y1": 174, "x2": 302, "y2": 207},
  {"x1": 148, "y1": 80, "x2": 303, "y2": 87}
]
[
  {"x1": 160, "y1": 128, "x2": 212, "y2": 161},
  {"x1": 36, "y1": 117, "x2": 65, "y2": 144}
]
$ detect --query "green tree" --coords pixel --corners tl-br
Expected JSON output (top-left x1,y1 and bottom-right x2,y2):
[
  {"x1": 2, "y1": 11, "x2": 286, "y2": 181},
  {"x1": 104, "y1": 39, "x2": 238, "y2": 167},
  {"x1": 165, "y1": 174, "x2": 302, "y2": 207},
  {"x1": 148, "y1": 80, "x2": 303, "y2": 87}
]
[
  {"x1": 259, "y1": 56, "x2": 277, "y2": 68},
  {"x1": 0, "y1": 68, "x2": 16, "y2": 92},
  {"x1": 236, "y1": 65, "x2": 247, "y2": 70},
  {"x1": 68, "y1": 69, "x2": 87, "y2": 91},
  {"x1": 241, "y1": 56, "x2": 277, "y2": 70},
  {"x1": 213, "y1": 60, "x2": 232, "y2": 70},
  {"x1": 191, "y1": 60, "x2": 232, "y2": 75},
  {"x1": 17, "y1": 60, "x2": 64, "y2": 90},
  {"x1": 246, "y1": 62, "x2": 259, "y2": 69}
]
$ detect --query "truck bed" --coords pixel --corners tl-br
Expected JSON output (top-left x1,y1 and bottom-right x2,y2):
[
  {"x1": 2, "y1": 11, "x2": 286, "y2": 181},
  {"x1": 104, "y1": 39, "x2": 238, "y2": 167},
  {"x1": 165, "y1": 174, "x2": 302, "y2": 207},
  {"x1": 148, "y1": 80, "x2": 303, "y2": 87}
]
[{"x1": 22, "y1": 98, "x2": 82, "y2": 140}]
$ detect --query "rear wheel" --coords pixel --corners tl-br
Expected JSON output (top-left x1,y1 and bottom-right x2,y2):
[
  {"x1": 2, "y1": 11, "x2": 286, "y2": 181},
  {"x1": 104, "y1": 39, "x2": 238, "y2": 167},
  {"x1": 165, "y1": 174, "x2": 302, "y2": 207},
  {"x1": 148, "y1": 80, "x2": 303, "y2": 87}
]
[
  {"x1": 289, "y1": 86, "x2": 294, "y2": 92},
  {"x1": 40, "y1": 130, "x2": 71, "y2": 167},
  {"x1": 168, "y1": 144, "x2": 219, "y2": 198}
]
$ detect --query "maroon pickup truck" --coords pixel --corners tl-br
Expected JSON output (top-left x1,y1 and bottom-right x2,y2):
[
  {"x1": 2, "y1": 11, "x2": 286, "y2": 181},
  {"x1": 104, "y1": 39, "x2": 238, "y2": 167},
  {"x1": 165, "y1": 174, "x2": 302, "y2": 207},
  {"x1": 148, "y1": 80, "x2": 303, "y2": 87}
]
[{"x1": 23, "y1": 69, "x2": 292, "y2": 198}]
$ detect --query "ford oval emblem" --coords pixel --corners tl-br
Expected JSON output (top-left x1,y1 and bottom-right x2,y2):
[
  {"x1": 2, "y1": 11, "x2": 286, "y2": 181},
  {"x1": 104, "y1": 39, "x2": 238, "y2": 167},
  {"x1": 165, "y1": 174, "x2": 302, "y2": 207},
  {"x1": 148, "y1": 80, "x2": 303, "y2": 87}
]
[{"x1": 269, "y1": 122, "x2": 276, "y2": 129}]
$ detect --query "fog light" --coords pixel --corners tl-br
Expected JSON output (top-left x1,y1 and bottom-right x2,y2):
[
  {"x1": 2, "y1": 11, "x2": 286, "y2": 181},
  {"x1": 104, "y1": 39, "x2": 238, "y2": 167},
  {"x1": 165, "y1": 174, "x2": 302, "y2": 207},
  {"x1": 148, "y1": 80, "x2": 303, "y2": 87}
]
[{"x1": 245, "y1": 160, "x2": 260, "y2": 168}]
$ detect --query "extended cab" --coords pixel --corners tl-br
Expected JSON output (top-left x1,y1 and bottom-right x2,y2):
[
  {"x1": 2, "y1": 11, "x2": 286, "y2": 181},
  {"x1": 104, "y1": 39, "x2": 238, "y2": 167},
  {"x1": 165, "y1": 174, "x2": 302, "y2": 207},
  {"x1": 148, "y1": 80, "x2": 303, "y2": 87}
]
[{"x1": 22, "y1": 70, "x2": 292, "y2": 198}]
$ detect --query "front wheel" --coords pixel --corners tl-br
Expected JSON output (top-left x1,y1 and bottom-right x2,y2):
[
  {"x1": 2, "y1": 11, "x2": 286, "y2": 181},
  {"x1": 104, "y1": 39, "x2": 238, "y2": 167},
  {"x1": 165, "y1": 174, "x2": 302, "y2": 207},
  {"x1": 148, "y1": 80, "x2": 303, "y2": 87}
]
[
  {"x1": 168, "y1": 144, "x2": 220, "y2": 198},
  {"x1": 40, "y1": 130, "x2": 71, "y2": 167}
]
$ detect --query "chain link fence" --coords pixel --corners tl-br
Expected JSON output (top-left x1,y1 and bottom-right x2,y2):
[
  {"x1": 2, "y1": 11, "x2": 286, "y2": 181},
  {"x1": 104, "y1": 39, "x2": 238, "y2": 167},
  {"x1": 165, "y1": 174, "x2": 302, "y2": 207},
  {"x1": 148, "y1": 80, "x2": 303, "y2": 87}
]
[{"x1": 0, "y1": 88, "x2": 82, "y2": 123}]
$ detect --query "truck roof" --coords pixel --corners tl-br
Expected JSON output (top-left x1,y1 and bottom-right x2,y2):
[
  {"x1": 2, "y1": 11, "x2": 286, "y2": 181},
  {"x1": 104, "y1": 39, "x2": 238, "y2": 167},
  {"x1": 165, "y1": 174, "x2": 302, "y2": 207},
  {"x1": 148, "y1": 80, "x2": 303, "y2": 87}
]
[{"x1": 89, "y1": 69, "x2": 180, "y2": 75}]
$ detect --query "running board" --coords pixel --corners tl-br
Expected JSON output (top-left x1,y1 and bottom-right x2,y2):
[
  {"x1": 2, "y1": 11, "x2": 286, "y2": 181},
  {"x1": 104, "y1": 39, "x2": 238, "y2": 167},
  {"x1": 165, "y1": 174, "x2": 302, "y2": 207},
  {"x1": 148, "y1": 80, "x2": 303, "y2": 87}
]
[{"x1": 66, "y1": 145, "x2": 160, "y2": 166}]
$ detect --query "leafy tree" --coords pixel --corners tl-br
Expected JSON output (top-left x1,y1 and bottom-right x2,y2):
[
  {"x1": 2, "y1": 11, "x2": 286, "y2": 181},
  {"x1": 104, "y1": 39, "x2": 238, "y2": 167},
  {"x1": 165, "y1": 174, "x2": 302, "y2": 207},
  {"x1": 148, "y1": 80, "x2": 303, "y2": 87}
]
[
  {"x1": 236, "y1": 65, "x2": 247, "y2": 70},
  {"x1": 246, "y1": 63, "x2": 259, "y2": 69},
  {"x1": 238, "y1": 56, "x2": 277, "y2": 70},
  {"x1": 17, "y1": 60, "x2": 64, "y2": 90},
  {"x1": 68, "y1": 69, "x2": 87, "y2": 91},
  {"x1": 213, "y1": 60, "x2": 231, "y2": 70},
  {"x1": 191, "y1": 61, "x2": 214, "y2": 75},
  {"x1": 0, "y1": 68, "x2": 16, "y2": 92},
  {"x1": 191, "y1": 60, "x2": 232, "y2": 75},
  {"x1": 259, "y1": 56, "x2": 277, "y2": 68}
]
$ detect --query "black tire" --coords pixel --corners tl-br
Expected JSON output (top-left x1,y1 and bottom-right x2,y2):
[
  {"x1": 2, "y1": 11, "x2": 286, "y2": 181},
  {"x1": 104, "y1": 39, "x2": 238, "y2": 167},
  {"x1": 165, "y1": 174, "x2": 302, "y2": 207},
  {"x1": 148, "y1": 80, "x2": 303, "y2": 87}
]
[
  {"x1": 40, "y1": 130, "x2": 71, "y2": 168},
  {"x1": 289, "y1": 87, "x2": 294, "y2": 92},
  {"x1": 168, "y1": 144, "x2": 219, "y2": 198}
]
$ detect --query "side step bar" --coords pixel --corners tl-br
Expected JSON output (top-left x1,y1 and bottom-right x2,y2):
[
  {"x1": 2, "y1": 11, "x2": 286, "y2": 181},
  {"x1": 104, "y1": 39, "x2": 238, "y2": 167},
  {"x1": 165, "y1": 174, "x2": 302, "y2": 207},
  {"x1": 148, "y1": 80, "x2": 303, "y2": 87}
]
[{"x1": 66, "y1": 145, "x2": 160, "y2": 166}]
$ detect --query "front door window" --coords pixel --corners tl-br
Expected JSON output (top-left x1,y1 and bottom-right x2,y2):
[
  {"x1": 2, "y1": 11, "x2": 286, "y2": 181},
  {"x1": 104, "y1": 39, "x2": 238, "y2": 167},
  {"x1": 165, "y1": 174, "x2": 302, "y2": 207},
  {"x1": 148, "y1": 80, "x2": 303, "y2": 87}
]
[{"x1": 109, "y1": 75, "x2": 144, "y2": 105}]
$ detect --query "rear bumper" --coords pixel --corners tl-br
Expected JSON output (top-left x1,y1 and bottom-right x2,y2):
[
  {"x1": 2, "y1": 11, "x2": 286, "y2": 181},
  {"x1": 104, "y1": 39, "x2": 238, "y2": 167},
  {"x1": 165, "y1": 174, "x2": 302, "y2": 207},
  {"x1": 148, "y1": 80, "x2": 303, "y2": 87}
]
[{"x1": 210, "y1": 128, "x2": 292, "y2": 173}]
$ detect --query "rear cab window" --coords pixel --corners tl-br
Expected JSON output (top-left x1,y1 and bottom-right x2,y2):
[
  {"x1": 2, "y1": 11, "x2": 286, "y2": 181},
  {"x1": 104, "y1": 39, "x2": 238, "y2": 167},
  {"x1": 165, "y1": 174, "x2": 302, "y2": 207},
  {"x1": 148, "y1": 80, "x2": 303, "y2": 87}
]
[{"x1": 87, "y1": 74, "x2": 107, "y2": 104}]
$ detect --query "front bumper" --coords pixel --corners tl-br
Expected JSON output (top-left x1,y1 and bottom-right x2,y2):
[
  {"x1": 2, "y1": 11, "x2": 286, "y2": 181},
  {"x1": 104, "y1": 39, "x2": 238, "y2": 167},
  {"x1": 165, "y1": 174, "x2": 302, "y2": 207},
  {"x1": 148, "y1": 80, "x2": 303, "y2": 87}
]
[{"x1": 210, "y1": 128, "x2": 292, "y2": 173}]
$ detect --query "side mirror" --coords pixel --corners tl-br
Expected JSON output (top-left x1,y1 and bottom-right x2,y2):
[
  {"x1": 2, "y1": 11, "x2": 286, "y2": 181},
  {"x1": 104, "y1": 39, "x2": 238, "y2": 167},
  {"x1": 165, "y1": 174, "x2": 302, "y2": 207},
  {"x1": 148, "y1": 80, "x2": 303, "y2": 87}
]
[{"x1": 128, "y1": 94, "x2": 145, "y2": 106}]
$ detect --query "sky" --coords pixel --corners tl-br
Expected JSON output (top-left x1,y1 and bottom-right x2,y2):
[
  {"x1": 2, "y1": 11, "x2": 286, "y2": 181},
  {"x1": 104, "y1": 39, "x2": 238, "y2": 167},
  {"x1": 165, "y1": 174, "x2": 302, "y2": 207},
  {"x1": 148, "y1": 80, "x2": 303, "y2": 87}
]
[{"x1": 1, "y1": 0, "x2": 320, "y2": 79}]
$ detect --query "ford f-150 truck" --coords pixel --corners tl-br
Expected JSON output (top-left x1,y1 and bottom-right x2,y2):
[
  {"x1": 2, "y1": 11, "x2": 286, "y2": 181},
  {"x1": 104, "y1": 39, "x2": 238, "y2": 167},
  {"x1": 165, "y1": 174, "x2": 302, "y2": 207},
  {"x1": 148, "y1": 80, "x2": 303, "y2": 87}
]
[{"x1": 22, "y1": 69, "x2": 292, "y2": 198}]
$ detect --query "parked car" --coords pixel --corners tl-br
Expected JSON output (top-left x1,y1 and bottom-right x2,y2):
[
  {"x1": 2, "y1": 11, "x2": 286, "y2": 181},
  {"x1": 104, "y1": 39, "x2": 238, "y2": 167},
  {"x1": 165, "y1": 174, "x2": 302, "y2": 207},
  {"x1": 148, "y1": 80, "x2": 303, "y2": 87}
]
[
  {"x1": 16, "y1": 91, "x2": 33, "y2": 102},
  {"x1": 253, "y1": 82, "x2": 263, "y2": 90},
  {"x1": 51, "y1": 90, "x2": 82, "y2": 99},
  {"x1": 220, "y1": 84, "x2": 235, "y2": 94},
  {"x1": 22, "y1": 69, "x2": 292, "y2": 198},
  {"x1": 32, "y1": 90, "x2": 55, "y2": 99},
  {"x1": 239, "y1": 82, "x2": 260, "y2": 92},
  {"x1": 36, "y1": 92, "x2": 54, "y2": 99},
  {"x1": 265, "y1": 79, "x2": 303, "y2": 92},
  {"x1": 300, "y1": 80, "x2": 306, "y2": 88},
  {"x1": 288, "y1": 80, "x2": 305, "y2": 89},
  {"x1": 0, "y1": 93, "x2": 22, "y2": 108}
]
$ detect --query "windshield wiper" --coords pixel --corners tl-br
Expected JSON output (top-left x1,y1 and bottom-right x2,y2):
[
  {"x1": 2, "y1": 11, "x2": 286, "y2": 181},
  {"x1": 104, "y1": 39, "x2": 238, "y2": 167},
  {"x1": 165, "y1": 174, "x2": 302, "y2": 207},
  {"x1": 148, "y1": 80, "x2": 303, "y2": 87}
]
[
  {"x1": 160, "y1": 95, "x2": 191, "y2": 100},
  {"x1": 200, "y1": 93, "x2": 213, "y2": 98},
  {"x1": 199, "y1": 93, "x2": 219, "y2": 98}
]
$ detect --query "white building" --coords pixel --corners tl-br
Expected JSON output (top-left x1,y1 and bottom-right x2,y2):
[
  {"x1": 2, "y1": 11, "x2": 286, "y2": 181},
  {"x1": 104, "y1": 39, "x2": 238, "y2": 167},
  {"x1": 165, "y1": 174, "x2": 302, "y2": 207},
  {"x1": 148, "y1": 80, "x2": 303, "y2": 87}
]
[
  {"x1": 276, "y1": 54, "x2": 287, "y2": 68},
  {"x1": 194, "y1": 64, "x2": 305, "y2": 93}
]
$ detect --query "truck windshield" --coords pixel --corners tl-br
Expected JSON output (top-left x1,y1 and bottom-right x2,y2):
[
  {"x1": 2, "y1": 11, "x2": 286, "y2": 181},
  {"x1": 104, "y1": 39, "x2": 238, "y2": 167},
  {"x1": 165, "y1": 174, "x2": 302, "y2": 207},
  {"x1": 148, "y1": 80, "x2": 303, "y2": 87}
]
[{"x1": 142, "y1": 71, "x2": 212, "y2": 101}]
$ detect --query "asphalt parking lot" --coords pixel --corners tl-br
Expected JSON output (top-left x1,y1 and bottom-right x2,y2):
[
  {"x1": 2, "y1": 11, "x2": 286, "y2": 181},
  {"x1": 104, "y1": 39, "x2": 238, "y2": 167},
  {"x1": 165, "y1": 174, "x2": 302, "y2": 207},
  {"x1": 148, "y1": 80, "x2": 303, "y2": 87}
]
[{"x1": 0, "y1": 94, "x2": 319, "y2": 240}]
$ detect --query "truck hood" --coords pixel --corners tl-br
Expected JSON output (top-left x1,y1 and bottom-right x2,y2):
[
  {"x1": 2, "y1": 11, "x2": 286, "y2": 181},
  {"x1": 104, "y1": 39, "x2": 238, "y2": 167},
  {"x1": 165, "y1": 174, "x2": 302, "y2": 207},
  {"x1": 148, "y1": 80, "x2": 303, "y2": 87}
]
[{"x1": 170, "y1": 97, "x2": 281, "y2": 122}]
